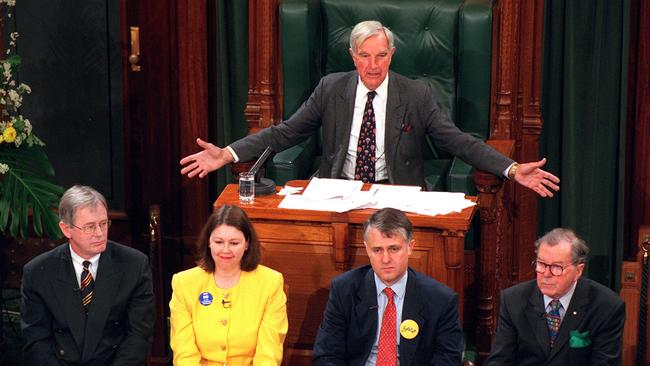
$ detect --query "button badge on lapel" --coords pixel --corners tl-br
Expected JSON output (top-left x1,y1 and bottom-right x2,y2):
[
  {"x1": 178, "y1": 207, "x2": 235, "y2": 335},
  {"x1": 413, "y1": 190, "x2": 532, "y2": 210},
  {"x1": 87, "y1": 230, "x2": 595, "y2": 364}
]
[{"x1": 400, "y1": 319, "x2": 419, "y2": 339}]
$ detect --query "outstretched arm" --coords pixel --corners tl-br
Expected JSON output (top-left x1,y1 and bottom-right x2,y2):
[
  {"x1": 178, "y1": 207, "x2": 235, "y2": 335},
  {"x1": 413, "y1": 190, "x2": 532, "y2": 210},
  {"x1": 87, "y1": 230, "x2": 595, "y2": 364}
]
[
  {"x1": 512, "y1": 158, "x2": 560, "y2": 198},
  {"x1": 179, "y1": 138, "x2": 235, "y2": 178}
]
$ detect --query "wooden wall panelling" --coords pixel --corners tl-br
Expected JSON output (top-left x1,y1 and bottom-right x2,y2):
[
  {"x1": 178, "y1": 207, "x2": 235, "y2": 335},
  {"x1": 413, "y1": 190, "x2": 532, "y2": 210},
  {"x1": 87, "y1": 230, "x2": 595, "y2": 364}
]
[
  {"x1": 177, "y1": 0, "x2": 210, "y2": 254},
  {"x1": 620, "y1": 226, "x2": 650, "y2": 365},
  {"x1": 122, "y1": 0, "x2": 209, "y2": 362}
]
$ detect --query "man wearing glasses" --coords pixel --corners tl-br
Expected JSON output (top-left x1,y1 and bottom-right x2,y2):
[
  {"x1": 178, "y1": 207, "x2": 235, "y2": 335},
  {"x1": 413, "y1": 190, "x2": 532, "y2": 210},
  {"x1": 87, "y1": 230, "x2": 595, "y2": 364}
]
[
  {"x1": 486, "y1": 228, "x2": 624, "y2": 366},
  {"x1": 21, "y1": 185, "x2": 154, "y2": 365}
]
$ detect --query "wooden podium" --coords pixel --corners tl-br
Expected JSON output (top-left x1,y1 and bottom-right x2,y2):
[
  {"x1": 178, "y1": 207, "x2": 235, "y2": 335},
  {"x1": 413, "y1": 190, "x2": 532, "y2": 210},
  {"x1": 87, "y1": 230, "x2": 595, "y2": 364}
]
[{"x1": 215, "y1": 181, "x2": 477, "y2": 365}]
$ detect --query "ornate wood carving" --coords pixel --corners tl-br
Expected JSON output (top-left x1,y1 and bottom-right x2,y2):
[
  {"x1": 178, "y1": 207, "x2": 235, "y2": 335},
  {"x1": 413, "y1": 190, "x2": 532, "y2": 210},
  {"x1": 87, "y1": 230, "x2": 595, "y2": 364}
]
[
  {"x1": 474, "y1": 139, "x2": 515, "y2": 361},
  {"x1": 244, "y1": 0, "x2": 281, "y2": 133},
  {"x1": 489, "y1": 0, "x2": 544, "y2": 287}
]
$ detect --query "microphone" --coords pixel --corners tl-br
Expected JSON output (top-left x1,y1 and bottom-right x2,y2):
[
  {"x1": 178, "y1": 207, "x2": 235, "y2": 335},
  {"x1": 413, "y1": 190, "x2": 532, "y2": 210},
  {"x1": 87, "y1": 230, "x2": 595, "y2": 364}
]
[
  {"x1": 221, "y1": 299, "x2": 232, "y2": 309},
  {"x1": 539, "y1": 312, "x2": 547, "y2": 320},
  {"x1": 369, "y1": 305, "x2": 378, "y2": 310},
  {"x1": 247, "y1": 146, "x2": 276, "y2": 195}
]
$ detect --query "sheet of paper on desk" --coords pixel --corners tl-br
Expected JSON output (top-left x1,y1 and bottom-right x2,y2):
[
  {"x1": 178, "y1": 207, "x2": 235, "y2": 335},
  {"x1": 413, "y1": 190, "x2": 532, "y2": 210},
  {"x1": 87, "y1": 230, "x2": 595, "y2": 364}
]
[
  {"x1": 300, "y1": 177, "x2": 363, "y2": 200},
  {"x1": 364, "y1": 187, "x2": 475, "y2": 215},
  {"x1": 278, "y1": 190, "x2": 375, "y2": 213}
]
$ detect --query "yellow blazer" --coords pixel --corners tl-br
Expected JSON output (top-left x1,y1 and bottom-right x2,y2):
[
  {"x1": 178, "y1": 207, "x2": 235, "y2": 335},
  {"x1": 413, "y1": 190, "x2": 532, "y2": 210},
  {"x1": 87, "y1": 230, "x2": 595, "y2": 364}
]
[{"x1": 170, "y1": 265, "x2": 288, "y2": 366}]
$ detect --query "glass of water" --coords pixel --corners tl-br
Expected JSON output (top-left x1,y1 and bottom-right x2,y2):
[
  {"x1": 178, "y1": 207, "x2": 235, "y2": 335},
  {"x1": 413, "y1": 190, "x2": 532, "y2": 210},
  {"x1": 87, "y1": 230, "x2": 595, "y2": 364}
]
[{"x1": 238, "y1": 172, "x2": 255, "y2": 204}]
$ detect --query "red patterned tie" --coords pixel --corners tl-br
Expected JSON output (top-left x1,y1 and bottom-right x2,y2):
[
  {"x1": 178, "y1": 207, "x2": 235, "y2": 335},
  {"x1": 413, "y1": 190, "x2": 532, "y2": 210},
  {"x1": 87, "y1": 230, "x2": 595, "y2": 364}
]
[
  {"x1": 377, "y1": 287, "x2": 396, "y2": 366},
  {"x1": 354, "y1": 91, "x2": 377, "y2": 183}
]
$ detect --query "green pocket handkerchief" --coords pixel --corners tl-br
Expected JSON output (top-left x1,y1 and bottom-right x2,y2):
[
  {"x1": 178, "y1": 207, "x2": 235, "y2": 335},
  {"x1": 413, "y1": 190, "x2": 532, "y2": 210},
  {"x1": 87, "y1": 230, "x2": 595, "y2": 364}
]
[{"x1": 569, "y1": 330, "x2": 592, "y2": 348}]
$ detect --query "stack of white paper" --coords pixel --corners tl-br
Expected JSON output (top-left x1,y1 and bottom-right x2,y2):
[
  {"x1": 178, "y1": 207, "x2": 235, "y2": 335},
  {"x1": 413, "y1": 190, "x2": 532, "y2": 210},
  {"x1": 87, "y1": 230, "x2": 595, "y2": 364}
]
[{"x1": 278, "y1": 178, "x2": 476, "y2": 216}]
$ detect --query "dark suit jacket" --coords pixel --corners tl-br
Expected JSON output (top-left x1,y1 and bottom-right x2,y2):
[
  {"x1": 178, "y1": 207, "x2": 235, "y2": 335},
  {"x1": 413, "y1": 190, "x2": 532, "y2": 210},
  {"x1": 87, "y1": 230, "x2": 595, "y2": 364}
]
[
  {"x1": 312, "y1": 265, "x2": 462, "y2": 366},
  {"x1": 485, "y1": 278, "x2": 625, "y2": 366},
  {"x1": 21, "y1": 241, "x2": 154, "y2": 366},
  {"x1": 229, "y1": 71, "x2": 513, "y2": 188}
]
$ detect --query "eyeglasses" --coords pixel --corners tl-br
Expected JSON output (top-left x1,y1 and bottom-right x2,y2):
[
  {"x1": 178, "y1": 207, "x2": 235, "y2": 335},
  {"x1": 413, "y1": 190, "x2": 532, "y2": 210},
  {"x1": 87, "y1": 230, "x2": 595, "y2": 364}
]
[
  {"x1": 70, "y1": 220, "x2": 112, "y2": 234},
  {"x1": 533, "y1": 259, "x2": 575, "y2": 276}
]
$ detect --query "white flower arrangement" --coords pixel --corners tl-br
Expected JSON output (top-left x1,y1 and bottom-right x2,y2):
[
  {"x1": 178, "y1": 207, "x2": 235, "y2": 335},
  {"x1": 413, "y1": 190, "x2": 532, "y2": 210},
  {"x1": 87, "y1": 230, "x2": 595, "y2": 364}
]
[{"x1": 0, "y1": 0, "x2": 63, "y2": 238}]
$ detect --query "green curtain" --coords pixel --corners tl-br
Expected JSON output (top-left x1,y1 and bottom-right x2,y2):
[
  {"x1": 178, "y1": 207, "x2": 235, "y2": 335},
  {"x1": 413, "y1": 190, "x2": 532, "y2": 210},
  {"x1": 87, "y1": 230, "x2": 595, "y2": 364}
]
[
  {"x1": 209, "y1": 0, "x2": 249, "y2": 197},
  {"x1": 540, "y1": 0, "x2": 629, "y2": 288}
]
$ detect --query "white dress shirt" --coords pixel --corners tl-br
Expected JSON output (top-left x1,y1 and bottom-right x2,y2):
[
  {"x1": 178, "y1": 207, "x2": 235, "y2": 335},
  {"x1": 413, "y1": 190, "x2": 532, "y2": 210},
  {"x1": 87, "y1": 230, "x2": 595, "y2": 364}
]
[
  {"x1": 365, "y1": 270, "x2": 408, "y2": 366},
  {"x1": 69, "y1": 245, "x2": 100, "y2": 287},
  {"x1": 341, "y1": 76, "x2": 389, "y2": 181},
  {"x1": 543, "y1": 280, "x2": 578, "y2": 322}
]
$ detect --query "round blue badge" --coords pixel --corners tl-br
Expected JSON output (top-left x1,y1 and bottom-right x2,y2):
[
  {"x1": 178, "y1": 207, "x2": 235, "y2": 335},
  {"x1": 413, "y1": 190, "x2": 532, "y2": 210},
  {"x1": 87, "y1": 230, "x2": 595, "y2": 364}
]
[{"x1": 199, "y1": 292, "x2": 213, "y2": 306}]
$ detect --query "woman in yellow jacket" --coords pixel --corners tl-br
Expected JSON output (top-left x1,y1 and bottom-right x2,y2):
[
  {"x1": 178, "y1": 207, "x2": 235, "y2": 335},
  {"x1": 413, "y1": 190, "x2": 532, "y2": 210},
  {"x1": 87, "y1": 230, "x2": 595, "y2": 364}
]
[{"x1": 170, "y1": 205, "x2": 288, "y2": 365}]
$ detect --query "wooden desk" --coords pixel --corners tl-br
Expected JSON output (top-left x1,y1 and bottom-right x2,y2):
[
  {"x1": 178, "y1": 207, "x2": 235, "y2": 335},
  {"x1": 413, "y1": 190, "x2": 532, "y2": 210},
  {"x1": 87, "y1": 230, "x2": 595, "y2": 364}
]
[{"x1": 215, "y1": 181, "x2": 477, "y2": 365}]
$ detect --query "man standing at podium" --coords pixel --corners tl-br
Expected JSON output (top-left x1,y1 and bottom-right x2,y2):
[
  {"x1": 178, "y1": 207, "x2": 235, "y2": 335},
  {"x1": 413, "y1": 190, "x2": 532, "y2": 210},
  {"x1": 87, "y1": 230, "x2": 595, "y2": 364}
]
[
  {"x1": 312, "y1": 208, "x2": 462, "y2": 365},
  {"x1": 180, "y1": 20, "x2": 560, "y2": 197}
]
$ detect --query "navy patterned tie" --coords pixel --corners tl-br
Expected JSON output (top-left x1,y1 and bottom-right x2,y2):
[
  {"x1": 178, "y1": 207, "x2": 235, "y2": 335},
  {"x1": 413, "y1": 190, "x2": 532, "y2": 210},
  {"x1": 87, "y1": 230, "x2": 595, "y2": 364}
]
[
  {"x1": 546, "y1": 299, "x2": 562, "y2": 347},
  {"x1": 354, "y1": 91, "x2": 377, "y2": 183},
  {"x1": 80, "y1": 260, "x2": 94, "y2": 312}
]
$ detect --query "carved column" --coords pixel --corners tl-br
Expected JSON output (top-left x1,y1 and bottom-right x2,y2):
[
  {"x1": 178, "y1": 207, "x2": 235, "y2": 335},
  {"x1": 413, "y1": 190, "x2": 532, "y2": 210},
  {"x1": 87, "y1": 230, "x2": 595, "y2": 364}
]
[
  {"x1": 514, "y1": 0, "x2": 544, "y2": 283},
  {"x1": 442, "y1": 229, "x2": 465, "y2": 322},
  {"x1": 477, "y1": 0, "x2": 545, "y2": 360},
  {"x1": 474, "y1": 141, "x2": 514, "y2": 361},
  {"x1": 244, "y1": 0, "x2": 281, "y2": 134}
]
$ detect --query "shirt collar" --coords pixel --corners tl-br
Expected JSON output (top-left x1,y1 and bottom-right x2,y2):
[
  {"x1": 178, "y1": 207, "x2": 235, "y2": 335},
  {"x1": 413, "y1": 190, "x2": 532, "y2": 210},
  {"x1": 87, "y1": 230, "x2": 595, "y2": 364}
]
[
  {"x1": 543, "y1": 279, "x2": 578, "y2": 311},
  {"x1": 69, "y1": 244, "x2": 101, "y2": 268},
  {"x1": 373, "y1": 269, "x2": 408, "y2": 300},
  {"x1": 356, "y1": 74, "x2": 389, "y2": 104}
]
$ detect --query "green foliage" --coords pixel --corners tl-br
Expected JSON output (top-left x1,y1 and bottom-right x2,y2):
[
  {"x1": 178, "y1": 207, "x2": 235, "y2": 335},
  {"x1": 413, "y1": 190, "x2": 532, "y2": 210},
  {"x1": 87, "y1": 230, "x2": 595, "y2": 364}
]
[{"x1": 0, "y1": 145, "x2": 63, "y2": 238}]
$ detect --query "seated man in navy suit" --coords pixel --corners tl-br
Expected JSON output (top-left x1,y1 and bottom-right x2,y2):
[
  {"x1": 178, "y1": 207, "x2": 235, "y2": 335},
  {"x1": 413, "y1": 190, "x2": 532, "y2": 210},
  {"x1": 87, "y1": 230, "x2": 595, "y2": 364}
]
[
  {"x1": 486, "y1": 228, "x2": 625, "y2": 366},
  {"x1": 312, "y1": 207, "x2": 462, "y2": 365},
  {"x1": 21, "y1": 185, "x2": 154, "y2": 365}
]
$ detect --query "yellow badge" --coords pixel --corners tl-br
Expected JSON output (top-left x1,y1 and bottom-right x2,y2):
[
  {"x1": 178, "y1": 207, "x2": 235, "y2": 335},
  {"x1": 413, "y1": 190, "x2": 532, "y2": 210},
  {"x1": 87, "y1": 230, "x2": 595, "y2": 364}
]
[{"x1": 400, "y1": 319, "x2": 419, "y2": 339}]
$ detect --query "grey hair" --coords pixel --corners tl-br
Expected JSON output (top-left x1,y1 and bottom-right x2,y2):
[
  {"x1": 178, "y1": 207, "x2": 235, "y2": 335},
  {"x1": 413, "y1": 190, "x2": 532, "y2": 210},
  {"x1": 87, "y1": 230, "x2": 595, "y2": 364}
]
[
  {"x1": 349, "y1": 20, "x2": 395, "y2": 54},
  {"x1": 363, "y1": 208, "x2": 413, "y2": 243},
  {"x1": 534, "y1": 228, "x2": 589, "y2": 264},
  {"x1": 58, "y1": 185, "x2": 108, "y2": 226}
]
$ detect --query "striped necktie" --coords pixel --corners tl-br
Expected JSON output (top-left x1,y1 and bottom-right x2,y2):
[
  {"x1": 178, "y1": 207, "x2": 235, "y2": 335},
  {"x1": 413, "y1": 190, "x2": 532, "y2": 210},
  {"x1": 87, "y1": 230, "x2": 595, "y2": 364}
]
[
  {"x1": 546, "y1": 299, "x2": 562, "y2": 347},
  {"x1": 80, "y1": 260, "x2": 95, "y2": 312}
]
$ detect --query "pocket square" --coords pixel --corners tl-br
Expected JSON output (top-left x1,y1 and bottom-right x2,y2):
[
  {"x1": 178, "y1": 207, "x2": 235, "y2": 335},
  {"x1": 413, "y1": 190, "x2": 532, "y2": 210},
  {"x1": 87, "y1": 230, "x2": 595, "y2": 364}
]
[
  {"x1": 401, "y1": 123, "x2": 414, "y2": 133},
  {"x1": 569, "y1": 330, "x2": 591, "y2": 348}
]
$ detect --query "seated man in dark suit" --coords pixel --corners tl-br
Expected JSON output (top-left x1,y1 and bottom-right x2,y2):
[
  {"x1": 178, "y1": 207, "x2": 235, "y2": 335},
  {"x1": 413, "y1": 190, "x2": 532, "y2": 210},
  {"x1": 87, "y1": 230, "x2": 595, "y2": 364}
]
[
  {"x1": 21, "y1": 185, "x2": 154, "y2": 365},
  {"x1": 312, "y1": 208, "x2": 462, "y2": 365},
  {"x1": 180, "y1": 20, "x2": 560, "y2": 197},
  {"x1": 485, "y1": 228, "x2": 625, "y2": 366}
]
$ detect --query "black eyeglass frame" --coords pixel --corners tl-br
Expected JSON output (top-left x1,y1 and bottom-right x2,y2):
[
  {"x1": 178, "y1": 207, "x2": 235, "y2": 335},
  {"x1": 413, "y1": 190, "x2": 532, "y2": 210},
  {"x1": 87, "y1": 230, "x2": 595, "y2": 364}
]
[{"x1": 532, "y1": 259, "x2": 578, "y2": 276}]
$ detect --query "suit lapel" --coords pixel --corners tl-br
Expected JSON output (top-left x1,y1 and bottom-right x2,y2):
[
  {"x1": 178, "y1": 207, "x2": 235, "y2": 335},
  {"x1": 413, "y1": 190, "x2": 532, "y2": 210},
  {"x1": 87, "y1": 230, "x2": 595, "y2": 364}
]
[
  {"x1": 384, "y1": 72, "x2": 406, "y2": 183},
  {"x1": 353, "y1": 268, "x2": 379, "y2": 363},
  {"x1": 398, "y1": 269, "x2": 424, "y2": 366},
  {"x1": 52, "y1": 244, "x2": 86, "y2": 350},
  {"x1": 524, "y1": 285, "x2": 551, "y2": 358},
  {"x1": 82, "y1": 243, "x2": 123, "y2": 362},
  {"x1": 331, "y1": 73, "x2": 358, "y2": 177},
  {"x1": 548, "y1": 279, "x2": 589, "y2": 361}
]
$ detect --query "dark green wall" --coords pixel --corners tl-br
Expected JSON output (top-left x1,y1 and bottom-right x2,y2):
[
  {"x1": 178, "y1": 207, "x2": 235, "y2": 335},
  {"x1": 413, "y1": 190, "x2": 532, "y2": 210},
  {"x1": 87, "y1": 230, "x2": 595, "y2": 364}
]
[{"x1": 14, "y1": 0, "x2": 124, "y2": 209}]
